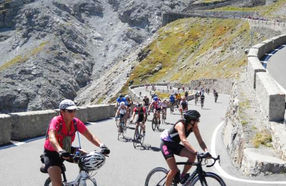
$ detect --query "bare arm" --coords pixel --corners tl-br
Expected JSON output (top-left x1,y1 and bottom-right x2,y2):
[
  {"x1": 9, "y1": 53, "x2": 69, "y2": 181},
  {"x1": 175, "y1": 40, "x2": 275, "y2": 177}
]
[
  {"x1": 175, "y1": 123, "x2": 197, "y2": 155},
  {"x1": 193, "y1": 124, "x2": 208, "y2": 152}
]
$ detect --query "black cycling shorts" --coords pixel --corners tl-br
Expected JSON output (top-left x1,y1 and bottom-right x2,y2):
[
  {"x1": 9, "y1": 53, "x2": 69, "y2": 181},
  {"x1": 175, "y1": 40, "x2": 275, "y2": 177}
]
[
  {"x1": 160, "y1": 140, "x2": 184, "y2": 160},
  {"x1": 42, "y1": 147, "x2": 77, "y2": 169}
]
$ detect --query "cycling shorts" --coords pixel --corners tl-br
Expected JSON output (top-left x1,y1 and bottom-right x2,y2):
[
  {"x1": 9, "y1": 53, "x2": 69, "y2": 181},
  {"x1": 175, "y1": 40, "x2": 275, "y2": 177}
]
[
  {"x1": 160, "y1": 140, "x2": 184, "y2": 160},
  {"x1": 136, "y1": 115, "x2": 145, "y2": 123},
  {"x1": 42, "y1": 147, "x2": 77, "y2": 169}
]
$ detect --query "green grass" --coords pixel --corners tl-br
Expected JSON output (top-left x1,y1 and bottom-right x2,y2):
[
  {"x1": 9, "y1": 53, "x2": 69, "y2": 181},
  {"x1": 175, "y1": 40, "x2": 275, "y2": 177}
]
[
  {"x1": 252, "y1": 130, "x2": 272, "y2": 148},
  {"x1": 0, "y1": 41, "x2": 49, "y2": 71}
]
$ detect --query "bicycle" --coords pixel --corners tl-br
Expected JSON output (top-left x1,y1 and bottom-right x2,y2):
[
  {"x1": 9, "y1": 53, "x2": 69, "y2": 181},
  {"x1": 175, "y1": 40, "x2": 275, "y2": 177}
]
[
  {"x1": 133, "y1": 121, "x2": 145, "y2": 148},
  {"x1": 43, "y1": 149, "x2": 108, "y2": 186},
  {"x1": 161, "y1": 108, "x2": 167, "y2": 124},
  {"x1": 200, "y1": 96, "x2": 205, "y2": 109},
  {"x1": 145, "y1": 153, "x2": 226, "y2": 186},
  {"x1": 151, "y1": 110, "x2": 161, "y2": 131},
  {"x1": 116, "y1": 116, "x2": 127, "y2": 140}
]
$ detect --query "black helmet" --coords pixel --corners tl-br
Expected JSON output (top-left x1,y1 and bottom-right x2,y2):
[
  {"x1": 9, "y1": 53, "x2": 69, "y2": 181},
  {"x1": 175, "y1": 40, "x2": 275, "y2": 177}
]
[{"x1": 184, "y1": 110, "x2": 200, "y2": 122}]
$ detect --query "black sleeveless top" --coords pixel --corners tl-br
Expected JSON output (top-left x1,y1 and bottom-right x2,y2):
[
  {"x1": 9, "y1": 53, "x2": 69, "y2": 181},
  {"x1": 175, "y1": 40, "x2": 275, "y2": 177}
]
[{"x1": 161, "y1": 119, "x2": 193, "y2": 144}]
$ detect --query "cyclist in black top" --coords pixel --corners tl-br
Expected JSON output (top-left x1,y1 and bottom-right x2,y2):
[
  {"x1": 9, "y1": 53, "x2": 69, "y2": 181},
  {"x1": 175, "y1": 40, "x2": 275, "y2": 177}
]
[{"x1": 160, "y1": 110, "x2": 210, "y2": 185}]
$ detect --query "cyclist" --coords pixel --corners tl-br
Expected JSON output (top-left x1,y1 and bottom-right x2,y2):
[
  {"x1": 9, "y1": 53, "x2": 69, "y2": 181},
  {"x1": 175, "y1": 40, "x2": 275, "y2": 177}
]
[
  {"x1": 115, "y1": 101, "x2": 128, "y2": 132},
  {"x1": 213, "y1": 89, "x2": 218, "y2": 103},
  {"x1": 200, "y1": 92, "x2": 205, "y2": 108},
  {"x1": 194, "y1": 91, "x2": 200, "y2": 105},
  {"x1": 143, "y1": 95, "x2": 150, "y2": 113},
  {"x1": 116, "y1": 95, "x2": 126, "y2": 107},
  {"x1": 161, "y1": 99, "x2": 169, "y2": 122},
  {"x1": 125, "y1": 95, "x2": 133, "y2": 119},
  {"x1": 160, "y1": 110, "x2": 210, "y2": 186},
  {"x1": 149, "y1": 96, "x2": 161, "y2": 124},
  {"x1": 169, "y1": 94, "x2": 176, "y2": 114},
  {"x1": 175, "y1": 93, "x2": 181, "y2": 108},
  {"x1": 42, "y1": 99, "x2": 110, "y2": 186},
  {"x1": 179, "y1": 96, "x2": 188, "y2": 117},
  {"x1": 131, "y1": 103, "x2": 147, "y2": 135}
]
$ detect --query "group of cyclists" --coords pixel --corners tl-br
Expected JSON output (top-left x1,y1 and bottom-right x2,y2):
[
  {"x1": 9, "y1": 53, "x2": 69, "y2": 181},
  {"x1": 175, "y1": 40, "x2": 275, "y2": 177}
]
[{"x1": 41, "y1": 86, "x2": 220, "y2": 186}]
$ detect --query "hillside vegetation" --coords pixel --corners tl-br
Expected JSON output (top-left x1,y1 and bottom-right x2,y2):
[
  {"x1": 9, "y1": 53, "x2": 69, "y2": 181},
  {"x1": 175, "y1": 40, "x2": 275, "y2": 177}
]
[{"x1": 123, "y1": 18, "x2": 250, "y2": 91}]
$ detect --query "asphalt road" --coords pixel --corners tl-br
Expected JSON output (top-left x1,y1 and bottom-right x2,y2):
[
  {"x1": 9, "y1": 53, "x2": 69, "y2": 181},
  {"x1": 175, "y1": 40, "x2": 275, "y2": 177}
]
[
  {"x1": 0, "y1": 93, "x2": 285, "y2": 186},
  {"x1": 267, "y1": 45, "x2": 286, "y2": 91}
]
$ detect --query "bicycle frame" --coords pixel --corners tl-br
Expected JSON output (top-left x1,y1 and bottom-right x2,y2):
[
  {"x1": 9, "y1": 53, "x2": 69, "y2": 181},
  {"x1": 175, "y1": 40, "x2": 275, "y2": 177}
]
[{"x1": 62, "y1": 170, "x2": 97, "y2": 186}]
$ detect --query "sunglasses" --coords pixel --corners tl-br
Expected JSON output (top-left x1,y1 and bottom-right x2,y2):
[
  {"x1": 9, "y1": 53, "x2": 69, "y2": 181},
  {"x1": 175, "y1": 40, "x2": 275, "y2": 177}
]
[{"x1": 66, "y1": 110, "x2": 76, "y2": 113}]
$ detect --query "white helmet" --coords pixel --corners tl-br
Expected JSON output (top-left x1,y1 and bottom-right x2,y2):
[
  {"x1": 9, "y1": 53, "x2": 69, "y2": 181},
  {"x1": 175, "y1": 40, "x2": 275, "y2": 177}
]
[
  {"x1": 125, "y1": 95, "x2": 130, "y2": 98},
  {"x1": 120, "y1": 101, "x2": 125, "y2": 106},
  {"x1": 80, "y1": 151, "x2": 105, "y2": 171}
]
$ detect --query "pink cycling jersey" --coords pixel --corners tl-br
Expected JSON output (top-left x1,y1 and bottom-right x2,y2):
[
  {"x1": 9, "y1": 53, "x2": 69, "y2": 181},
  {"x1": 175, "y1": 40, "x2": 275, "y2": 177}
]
[{"x1": 44, "y1": 115, "x2": 87, "y2": 151}]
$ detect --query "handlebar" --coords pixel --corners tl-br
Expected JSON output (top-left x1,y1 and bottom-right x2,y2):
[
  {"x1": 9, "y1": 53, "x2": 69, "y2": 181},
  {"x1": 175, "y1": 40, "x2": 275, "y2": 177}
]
[{"x1": 176, "y1": 153, "x2": 220, "y2": 168}]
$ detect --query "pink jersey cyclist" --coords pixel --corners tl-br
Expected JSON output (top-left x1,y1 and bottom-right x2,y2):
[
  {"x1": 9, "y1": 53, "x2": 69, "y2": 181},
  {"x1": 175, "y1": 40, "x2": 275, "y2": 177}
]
[{"x1": 44, "y1": 115, "x2": 87, "y2": 151}]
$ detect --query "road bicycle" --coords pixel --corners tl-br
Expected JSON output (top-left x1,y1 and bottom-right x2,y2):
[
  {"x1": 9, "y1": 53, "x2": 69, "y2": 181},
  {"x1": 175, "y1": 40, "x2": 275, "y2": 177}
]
[
  {"x1": 43, "y1": 149, "x2": 108, "y2": 186},
  {"x1": 161, "y1": 108, "x2": 167, "y2": 124},
  {"x1": 151, "y1": 110, "x2": 161, "y2": 131},
  {"x1": 133, "y1": 121, "x2": 145, "y2": 148},
  {"x1": 116, "y1": 116, "x2": 127, "y2": 140},
  {"x1": 145, "y1": 153, "x2": 226, "y2": 186}
]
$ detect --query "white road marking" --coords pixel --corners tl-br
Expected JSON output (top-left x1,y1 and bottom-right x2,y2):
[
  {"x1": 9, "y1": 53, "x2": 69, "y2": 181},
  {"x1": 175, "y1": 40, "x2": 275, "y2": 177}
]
[{"x1": 211, "y1": 122, "x2": 286, "y2": 185}]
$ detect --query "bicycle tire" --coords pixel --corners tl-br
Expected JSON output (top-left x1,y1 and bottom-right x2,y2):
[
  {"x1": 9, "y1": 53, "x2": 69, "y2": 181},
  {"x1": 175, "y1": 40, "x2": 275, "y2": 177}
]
[
  {"x1": 145, "y1": 167, "x2": 178, "y2": 186},
  {"x1": 187, "y1": 172, "x2": 226, "y2": 186},
  {"x1": 151, "y1": 117, "x2": 156, "y2": 131},
  {"x1": 133, "y1": 127, "x2": 139, "y2": 148},
  {"x1": 44, "y1": 177, "x2": 51, "y2": 186},
  {"x1": 139, "y1": 127, "x2": 145, "y2": 145}
]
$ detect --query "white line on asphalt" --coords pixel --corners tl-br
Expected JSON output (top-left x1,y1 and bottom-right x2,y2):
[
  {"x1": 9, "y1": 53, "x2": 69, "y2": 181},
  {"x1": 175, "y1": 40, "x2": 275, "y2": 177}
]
[{"x1": 211, "y1": 121, "x2": 286, "y2": 185}]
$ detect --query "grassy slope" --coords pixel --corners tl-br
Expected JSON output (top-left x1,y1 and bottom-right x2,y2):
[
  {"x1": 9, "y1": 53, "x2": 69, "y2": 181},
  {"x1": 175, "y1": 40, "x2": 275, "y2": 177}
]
[{"x1": 121, "y1": 17, "x2": 249, "y2": 93}]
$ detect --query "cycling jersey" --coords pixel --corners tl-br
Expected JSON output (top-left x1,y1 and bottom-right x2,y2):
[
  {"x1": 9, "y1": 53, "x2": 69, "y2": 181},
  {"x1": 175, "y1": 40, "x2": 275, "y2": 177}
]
[
  {"x1": 133, "y1": 107, "x2": 146, "y2": 122},
  {"x1": 117, "y1": 106, "x2": 127, "y2": 115},
  {"x1": 161, "y1": 102, "x2": 168, "y2": 108},
  {"x1": 44, "y1": 115, "x2": 87, "y2": 152},
  {"x1": 151, "y1": 100, "x2": 161, "y2": 110},
  {"x1": 160, "y1": 119, "x2": 192, "y2": 143},
  {"x1": 169, "y1": 96, "x2": 175, "y2": 103},
  {"x1": 160, "y1": 120, "x2": 193, "y2": 159},
  {"x1": 116, "y1": 97, "x2": 126, "y2": 104},
  {"x1": 180, "y1": 100, "x2": 188, "y2": 110}
]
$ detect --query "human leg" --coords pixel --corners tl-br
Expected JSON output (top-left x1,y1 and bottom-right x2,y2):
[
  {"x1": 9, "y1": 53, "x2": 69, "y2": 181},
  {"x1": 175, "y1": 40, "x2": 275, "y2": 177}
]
[
  {"x1": 179, "y1": 147, "x2": 196, "y2": 176},
  {"x1": 48, "y1": 166, "x2": 62, "y2": 186}
]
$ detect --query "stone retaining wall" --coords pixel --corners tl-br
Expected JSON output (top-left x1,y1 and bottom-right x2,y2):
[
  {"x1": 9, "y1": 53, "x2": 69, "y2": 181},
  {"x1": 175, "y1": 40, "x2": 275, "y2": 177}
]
[
  {"x1": 247, "y1": 34, "x2": 286, "y2": 121},
  {"x1": 0, "y1": 104, "x2": 116, "y2": 145}
]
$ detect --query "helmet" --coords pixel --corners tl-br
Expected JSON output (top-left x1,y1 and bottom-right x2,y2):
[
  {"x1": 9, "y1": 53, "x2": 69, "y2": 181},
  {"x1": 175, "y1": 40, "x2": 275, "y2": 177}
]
[
  {"x1": 80, "y1": 151, "x2": 105, "y2": 171},
  {"x1": 120, "y1": 101, "x2": 125, "y2": 106},
  {"x1": 125, "y1": 95, "x2": 130, "y2": 98},
  {"x1": 183, "y1": 110, "x2": 200, "y2": 122},
  {"x1": 153, "y1": 97, "x2": 158, "y2": 101},
  {"x1": 136, "y1": 103, "x2": 142, "y2": 107}
]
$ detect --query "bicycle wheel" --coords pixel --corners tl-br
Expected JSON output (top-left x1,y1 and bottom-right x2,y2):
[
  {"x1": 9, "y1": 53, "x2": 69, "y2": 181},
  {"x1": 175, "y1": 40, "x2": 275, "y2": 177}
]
[
  {"x1": 151, "y1": 117, "x2": 157, "y2": 131},
  {"x1": 44, "y1": 177, "x2": 51, "y2": 186},
  {"x1": 139, "y1": 127, "x2": 145, "y2": 145},
  {"x1": 79, "y1": 177, "x2": 97, "y2": 186},
  {"x1": 145, "y1": 167, "x2": 177, "y2": 186},
  {"x1": 188, "y1": 172, "x2": 226, "y2": 186},
  {"x1": 133, "y1": 128, "x2": 139, "y2": 148}
]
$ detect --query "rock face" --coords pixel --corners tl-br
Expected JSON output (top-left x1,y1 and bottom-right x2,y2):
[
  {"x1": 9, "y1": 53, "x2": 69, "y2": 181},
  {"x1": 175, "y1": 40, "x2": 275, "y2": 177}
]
[
  {"x1": 0, "y1": 0, "x2": 274, "y2": 113},
  {"x1": 0, "y1": 0, "x2": 192, "y2": 113}
]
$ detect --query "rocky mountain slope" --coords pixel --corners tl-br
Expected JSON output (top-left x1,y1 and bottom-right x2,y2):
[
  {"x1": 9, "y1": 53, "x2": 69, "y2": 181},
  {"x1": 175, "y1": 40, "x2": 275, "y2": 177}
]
[{"x1": 0, "y1": 0, "x2": 284, "y2": 112}]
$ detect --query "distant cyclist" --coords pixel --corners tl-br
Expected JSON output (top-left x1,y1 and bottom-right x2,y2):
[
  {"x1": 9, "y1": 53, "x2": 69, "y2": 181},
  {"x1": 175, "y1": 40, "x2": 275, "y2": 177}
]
[
  {"x1": 179, "y1": 96, "x2": 188, "y2": 117},
  {"x1": 115, "y1": 101, "x2": 128, "y2": 131},
  {"x1": 131, "y1": 103, "x2": 147, "y2": 135},
  {"x1": 116, "y1": 95, "x2": 126, "y2": 107},
  {"x1": 194, "y1": 91, "x2": 200, "y2": 105},
  {"x1": 161, "y1": 99, "x2": 169, "y2": 122},
  {"x1": 169, "y1": 94, "x2": 176, "y2": 113},
  {"x1": 160, "y1": 110, "x2": 210, "y2": 186},
  {"x1": 149, "y1": 96, "x2": 162, "y2": 124},
  {"x1": 143, "y1": 95, "x2": 150, "y2": 113},
  {"x1": 125, "y1": 95, "x2": 133, "y2": 119},
  {"x1": 200, "y1": 92, "x2": 205, "y2": 109},
  {"x1": 213, "y1": 89, "x2": 218, "y2": 103}
]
